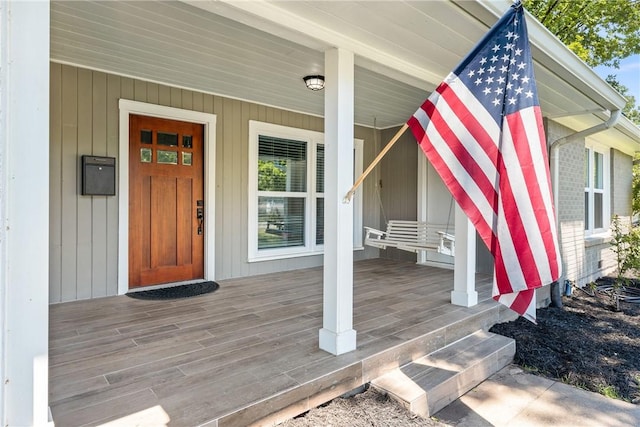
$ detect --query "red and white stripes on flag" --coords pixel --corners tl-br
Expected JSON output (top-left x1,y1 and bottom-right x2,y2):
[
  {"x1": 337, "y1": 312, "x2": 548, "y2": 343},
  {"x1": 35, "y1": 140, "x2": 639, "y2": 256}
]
[{"x1": 407, "y1": 3, "x2": 561, "y2": 322}]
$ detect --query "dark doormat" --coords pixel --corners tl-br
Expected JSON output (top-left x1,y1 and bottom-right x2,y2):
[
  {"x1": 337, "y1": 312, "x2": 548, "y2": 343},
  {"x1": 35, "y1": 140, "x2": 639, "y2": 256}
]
[{"x1": 126, "y1": 281, "x2": 219, "y2": 300}]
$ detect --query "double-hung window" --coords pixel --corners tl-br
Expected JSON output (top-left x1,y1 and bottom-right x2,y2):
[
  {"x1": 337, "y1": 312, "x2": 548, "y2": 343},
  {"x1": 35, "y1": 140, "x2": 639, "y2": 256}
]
[
  {"x1": 584, "y1": 144, "x2": 609, "y2": 235},
  {"x1": 248, "y1": 121, "x2": 363, "y2": 261}
]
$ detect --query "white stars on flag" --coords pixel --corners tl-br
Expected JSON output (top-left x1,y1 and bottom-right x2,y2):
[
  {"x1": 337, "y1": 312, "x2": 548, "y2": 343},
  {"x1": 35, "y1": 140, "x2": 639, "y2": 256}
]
[{"x1": 455, "y1": 18, "x2": 536, "y2": 122}]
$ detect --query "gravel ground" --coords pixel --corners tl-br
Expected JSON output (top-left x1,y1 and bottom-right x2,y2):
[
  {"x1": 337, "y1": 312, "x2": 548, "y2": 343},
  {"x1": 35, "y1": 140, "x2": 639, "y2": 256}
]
[{"x1": 281, "y1": 386, "x2": 451, "y2": 427}]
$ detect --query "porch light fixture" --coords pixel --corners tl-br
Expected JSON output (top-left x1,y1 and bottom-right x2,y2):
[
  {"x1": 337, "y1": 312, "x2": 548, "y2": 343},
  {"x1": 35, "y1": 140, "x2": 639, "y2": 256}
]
[{"x1": 303, "y1": 75, "x2": 325, "y2": 91}]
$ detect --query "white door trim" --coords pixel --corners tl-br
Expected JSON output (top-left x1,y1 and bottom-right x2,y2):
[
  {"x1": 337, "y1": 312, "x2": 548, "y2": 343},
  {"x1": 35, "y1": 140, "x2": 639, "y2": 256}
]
[{"x1": 118, "y1": 100, "x2": 217, "y2": 294}]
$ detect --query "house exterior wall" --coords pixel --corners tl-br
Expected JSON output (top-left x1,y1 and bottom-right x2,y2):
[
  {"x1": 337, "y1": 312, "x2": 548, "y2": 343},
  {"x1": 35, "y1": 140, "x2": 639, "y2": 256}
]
[
  {"x1": 550, "y1": 121, "x2": 586, "y2": 287},
  {"x1": 548, "y1": 120, "x2": 634, "y2": 289},
  {"x1": 378, "y1": 127, "x2": 419, "y2": 262},
  {"x1": 49, "y1": 63, "x2": 379, "y2": 303},
  {"x1": 375, "y1": 118, "x2": 635, "y2": 302},
  {"x1": 576, "y1": 148, "x2": 634, "y2": 286},
  {"x1": 48, "y1": 64, "x2": 636, "y2": 304},
  {"x1": 612, "y1": 148, "x2": 633, "y2": 217},
  {"x1": 580, "y1": 148, "x2": 635, "y2": 284}
]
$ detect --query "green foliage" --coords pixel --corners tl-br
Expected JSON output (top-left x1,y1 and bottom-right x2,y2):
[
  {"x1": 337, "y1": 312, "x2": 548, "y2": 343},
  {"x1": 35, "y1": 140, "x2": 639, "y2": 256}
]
[
  {"x1": 633, "y1": 154, "x2": 640, "y2": 216},
  {"x1": 258, "y1": 159, "x2": 287, "y2": 191},
  {"x1": 598, "y1": 384, "x2": 622, "y2": 400},
  {"x1": 606, "y1": 75, "x2": 640, "y2": 125},
  {"x1": 524, "y1": 0, "x2": 640, "y2": 124},
  {"x1": 610, "y1": 215, "x2": 640, "y2": 286},
  {"x1": 523, "y1": 0, "x2": 640, "y2": 68}
]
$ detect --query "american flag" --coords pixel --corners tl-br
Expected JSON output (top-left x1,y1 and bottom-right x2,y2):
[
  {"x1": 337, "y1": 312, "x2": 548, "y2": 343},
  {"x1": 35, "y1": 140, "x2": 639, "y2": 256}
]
[{"x1": 407, "y1": 3, "x2": 561, "y2": 322}]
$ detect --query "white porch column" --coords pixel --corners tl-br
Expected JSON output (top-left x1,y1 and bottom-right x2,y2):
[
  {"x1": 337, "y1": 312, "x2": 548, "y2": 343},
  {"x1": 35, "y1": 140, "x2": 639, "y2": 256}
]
[
  {"x1": 451, "y1": 204, "x2": 478, "y2": 306},
  {"x1": 0, "y1": 1, "x2": 51, "y2": 426},
  {"x1": 319, "y1": 48, "x2": 357, "y2": 355}
]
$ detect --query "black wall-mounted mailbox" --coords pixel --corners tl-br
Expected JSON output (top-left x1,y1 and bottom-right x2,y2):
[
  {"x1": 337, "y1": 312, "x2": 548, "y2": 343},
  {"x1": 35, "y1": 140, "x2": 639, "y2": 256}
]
[{"x1": 82, "y1": 155, "x2": 116, "y2": 196}]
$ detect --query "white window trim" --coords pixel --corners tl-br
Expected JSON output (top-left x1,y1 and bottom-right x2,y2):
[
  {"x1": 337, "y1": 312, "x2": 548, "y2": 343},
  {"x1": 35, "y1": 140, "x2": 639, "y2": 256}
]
[
  {"x1": 584, "y1": 142, "x2": 610, "y2": 237},
  {"x1": 248, "y1": 121, "x2": 363, "y2": 262}
]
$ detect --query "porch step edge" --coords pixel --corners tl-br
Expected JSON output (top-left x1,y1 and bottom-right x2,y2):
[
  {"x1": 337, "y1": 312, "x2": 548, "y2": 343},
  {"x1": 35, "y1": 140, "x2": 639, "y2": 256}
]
[
  {"x1": 219, "y1": 304, "x2": 512, "y2": 426},
  {"x1": 370, "y1": 330, "x2": 515, "y2": 418}
]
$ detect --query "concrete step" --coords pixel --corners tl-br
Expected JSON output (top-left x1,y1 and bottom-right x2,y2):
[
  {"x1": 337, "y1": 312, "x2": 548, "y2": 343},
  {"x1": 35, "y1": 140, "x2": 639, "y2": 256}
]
[
  {"x1": 370, "y1": 330, "x2": 515, "y2": 418},
  {"x1": 228, "y1": 301, "x2": 516, "y2": 426}
]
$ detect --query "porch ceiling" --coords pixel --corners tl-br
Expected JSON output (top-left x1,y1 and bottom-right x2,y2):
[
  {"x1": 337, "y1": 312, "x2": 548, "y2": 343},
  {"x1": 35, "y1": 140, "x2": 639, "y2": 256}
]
[{"x1": 51, "y1": 0, "x2": 636, "y2": 140}]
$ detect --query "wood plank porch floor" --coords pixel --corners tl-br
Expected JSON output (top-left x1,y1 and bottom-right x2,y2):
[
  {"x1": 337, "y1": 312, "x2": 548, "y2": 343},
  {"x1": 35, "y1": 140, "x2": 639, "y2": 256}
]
[{"x1": 49, "y1": 259, "x2": 508, "y2": 427}]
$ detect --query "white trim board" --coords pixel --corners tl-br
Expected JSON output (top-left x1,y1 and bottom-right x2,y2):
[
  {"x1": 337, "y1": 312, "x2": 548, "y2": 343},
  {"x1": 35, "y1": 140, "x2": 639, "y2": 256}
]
[{"x1": 118, "y1": 100, "x2": 217, "y2": 295}]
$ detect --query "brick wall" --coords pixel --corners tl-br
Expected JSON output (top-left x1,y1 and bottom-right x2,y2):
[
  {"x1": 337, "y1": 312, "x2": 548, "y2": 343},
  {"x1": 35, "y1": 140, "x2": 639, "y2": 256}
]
[
  {"x1": 612, "y1": 148, "x2": 633, "y2": 217},
  {"x1": 547, "y1": 120, "x2": 586, "y2": 287},
  {"x1": 548, "y1": 120, "x2": 635, "y2": 289}
]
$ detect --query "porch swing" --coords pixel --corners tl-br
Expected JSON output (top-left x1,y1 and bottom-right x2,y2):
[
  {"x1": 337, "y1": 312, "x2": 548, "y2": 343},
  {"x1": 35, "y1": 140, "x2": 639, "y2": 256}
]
[
  {"x1": 363, "y1": 186, "x2": 456, "y2": 256},
  {"x1": 348, "y1": 121, "x2": 455, "y2": 256}
]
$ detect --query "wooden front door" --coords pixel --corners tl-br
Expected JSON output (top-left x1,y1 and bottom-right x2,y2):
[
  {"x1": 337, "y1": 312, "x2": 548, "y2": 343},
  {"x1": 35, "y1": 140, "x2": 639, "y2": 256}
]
[{"x1": 129, "y1": 114, "x2": 204, "y2": 288}]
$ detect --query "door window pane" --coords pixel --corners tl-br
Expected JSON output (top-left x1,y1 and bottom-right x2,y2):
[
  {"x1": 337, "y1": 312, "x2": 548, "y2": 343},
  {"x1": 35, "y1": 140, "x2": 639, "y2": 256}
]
[
  {"x1": 183, "y1": 135, "x2": 193, "y2": 149},
  {"x1": 158, "y1": 132, "x2": 178, "y2": 147},
  {"x1": 141, "y1": 130, "x2": 152, "y2": 144},
  {"x1": 182, "y1": 152, "x2": 192, "y2": 166},
  {"x1": 258, "y1": 136, "x2": 307, "y2": 192},
  {"x1": 258, "y1": 197, "x2": 305, "y2": 249},
  {"x1": 141, "y1": 148, "x2": 152, "y2": 163},
  {"x1": 157, "y1": 150, "x2": 178, "y2": 164}
]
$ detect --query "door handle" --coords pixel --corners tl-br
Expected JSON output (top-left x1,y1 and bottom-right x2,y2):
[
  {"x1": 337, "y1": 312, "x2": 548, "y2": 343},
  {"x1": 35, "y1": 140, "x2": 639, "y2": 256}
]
[{"x1": 196, "y1": 200, "x2": 204, "y2": 235}]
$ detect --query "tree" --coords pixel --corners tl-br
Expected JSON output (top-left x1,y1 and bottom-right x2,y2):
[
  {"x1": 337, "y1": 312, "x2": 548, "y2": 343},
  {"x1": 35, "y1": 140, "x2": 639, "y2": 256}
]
[
  {"x1": 524, "y1": 0, "x2": 640, "y2": 125},
  {"x1": 523, "y1": 0, "x2": 640, "y2": 68},
  {"x1": 606, "y1": 75, "x2": 640, "y2": 124},
  {"x1": 258, "y1": 159, "x2": 287, "y2": 192}
]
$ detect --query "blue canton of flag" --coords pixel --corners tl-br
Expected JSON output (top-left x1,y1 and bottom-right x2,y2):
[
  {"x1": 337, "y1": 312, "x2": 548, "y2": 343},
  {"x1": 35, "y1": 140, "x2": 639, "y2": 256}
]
[{"x1": 455, "y1": 8, "x2": 538, "y2": 124}]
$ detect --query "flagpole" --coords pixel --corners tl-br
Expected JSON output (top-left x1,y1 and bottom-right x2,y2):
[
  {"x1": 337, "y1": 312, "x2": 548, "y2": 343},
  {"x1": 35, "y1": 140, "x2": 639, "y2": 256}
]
[{"x1": 343, "y1": 123, "x2": 409, "y2": 203}]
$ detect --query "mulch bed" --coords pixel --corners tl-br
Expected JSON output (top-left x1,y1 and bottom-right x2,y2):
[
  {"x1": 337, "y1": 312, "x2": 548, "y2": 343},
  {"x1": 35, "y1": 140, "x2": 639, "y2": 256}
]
[{"x1": 490, "y1": 277, "x2": 640, "y2": 403}]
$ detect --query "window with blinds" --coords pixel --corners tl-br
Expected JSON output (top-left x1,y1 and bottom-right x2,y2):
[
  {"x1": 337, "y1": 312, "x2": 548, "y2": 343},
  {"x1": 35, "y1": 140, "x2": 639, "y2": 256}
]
[
  {"x1": 248, "y1": 121, "x2": 364, "y2": 261},
  {"x1": 258, "y1": 135, "x2": 308, "y2": 249}
]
